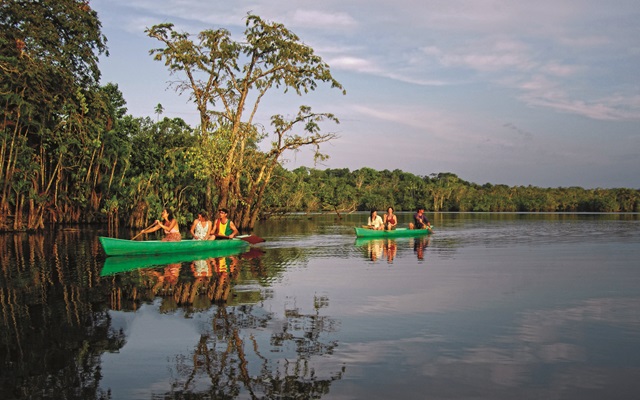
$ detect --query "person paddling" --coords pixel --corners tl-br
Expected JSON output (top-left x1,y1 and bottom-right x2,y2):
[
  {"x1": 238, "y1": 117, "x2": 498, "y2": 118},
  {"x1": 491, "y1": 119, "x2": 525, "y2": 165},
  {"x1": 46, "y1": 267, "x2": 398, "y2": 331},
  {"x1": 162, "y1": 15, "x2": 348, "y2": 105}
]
[
  {"x1": 410, "y1": 206, "x2": 431, "y2": 230},
  {"x1": 140, "y1": 209, "x2": 181, "y2": 241},
  {"x1": 212, "y1": 208, "x2": 239, "y2": 239}
]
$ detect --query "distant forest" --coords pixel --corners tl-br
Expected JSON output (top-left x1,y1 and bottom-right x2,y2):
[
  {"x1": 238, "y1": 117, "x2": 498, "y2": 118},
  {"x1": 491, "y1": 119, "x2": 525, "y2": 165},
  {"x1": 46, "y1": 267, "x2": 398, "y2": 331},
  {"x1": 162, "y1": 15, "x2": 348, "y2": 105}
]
[{"x1": 263, "y1": 168, "x2": 639, "y2": 216}]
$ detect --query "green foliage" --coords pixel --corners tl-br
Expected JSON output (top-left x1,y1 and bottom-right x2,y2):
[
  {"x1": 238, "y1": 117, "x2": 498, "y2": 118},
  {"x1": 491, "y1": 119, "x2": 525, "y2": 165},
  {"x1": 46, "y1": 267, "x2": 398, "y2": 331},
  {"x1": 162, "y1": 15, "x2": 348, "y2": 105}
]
[
  {"x1": 146, "y1": 14, "x2": 345, "y2": 229},
  {"x1": 118, "y1": 116, "x2": 201, "y2": 227},
  {"x1": 0, "y1": 0, "x2": 108, "y2": 229},
  {"x1": 259, "y1": 169, "x2": 640, "y2": 215}
]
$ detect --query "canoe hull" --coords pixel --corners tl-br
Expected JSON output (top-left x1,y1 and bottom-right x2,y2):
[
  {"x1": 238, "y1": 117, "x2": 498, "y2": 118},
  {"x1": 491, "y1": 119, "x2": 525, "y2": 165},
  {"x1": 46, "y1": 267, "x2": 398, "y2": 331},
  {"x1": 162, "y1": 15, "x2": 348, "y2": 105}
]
[
  {"x1": 99, "y1": 236, "x2": 249, "y2": 257},
  {"x1": 354, "y1": 227, "x2": 433, "y2": 238},
  {"x1": 100, "y1": 247, "x2": 248, "y2": 276}
]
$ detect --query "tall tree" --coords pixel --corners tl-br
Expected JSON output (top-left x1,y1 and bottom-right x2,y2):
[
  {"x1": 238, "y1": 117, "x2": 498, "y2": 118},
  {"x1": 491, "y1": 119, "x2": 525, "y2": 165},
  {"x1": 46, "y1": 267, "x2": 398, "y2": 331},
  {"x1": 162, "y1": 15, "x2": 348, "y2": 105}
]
[
  {"x1": 146, "y1": 14, "x2": 345, "y2": 229},
  {"x1": 0, "y1": 0, "x2": 107, "y2": 229}
]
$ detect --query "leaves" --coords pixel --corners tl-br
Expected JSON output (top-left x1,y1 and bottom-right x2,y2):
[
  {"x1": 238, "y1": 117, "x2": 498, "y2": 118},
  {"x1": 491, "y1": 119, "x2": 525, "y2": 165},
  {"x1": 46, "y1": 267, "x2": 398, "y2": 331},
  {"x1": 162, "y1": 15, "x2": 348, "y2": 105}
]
[
  {"x1": 147, "y1": 14, "x2": 345, "y2": 229},
  {"x1": 1, "y1": 0, "x2": 109, "y2": 229}
]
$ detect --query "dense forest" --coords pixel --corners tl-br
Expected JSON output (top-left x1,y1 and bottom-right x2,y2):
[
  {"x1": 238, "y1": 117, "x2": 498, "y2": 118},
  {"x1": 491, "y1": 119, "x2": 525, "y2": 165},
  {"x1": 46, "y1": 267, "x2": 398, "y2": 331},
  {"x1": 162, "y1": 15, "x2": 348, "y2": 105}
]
[
  {"x1": 1, "y1": 1, "x2": 638, "y2": 233},
  {"x1": 262, "y1": 168, "x2": 639, "y2": 216}
]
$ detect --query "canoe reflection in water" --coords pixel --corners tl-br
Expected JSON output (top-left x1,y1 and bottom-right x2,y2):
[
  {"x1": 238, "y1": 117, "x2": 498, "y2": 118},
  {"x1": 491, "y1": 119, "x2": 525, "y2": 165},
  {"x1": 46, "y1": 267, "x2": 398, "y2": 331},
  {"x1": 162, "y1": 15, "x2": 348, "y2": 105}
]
[
  {"x1": 368, "y1": 239, "x2": 383, "y2": 262},
  {"x1": 163, "y1": 263, "x2": 181, "y2": 285},
  {"x1": 356, "y1": 239, "x2": 398, "y2": 263},
  {"x1": 94, "y1": 245, "x2": 344, "y2": 398},
  {"x1": 413, "y1": 235, "x2": 431, "y2": 260},
  {"x1": 356, "y1": 236, "x2": 430, "y2": 263},
  {"x1": 189, "y1": 255, "x2": 240, "y2": 280},
  {"x1": 101, "y1": 247, "x2": 261, "y2": 307}
]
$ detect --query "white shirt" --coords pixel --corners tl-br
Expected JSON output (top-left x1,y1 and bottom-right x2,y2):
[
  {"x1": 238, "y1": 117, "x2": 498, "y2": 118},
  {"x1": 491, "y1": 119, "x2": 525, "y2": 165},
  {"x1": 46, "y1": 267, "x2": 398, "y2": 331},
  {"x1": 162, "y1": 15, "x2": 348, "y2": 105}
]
[{"x1": 368, "y1": 215, "x2": 384, "y2": 229}]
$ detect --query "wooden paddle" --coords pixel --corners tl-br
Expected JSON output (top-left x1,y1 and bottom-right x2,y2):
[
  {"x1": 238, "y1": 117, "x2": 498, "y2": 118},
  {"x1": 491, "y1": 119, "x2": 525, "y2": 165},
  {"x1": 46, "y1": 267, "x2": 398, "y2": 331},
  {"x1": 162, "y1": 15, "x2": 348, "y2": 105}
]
[
  {"x1": 238, "y1": 234, "x2": 266, "y2": 244},
  {"x1": 218, "y1": 234, "x2": 265, "y2": 244},
  {"x1": 241, "y1": 247, "x2": 266, "y2": 259},
  {"x1": 131, "y1": 221, "x2": 157, "y2": 240}
]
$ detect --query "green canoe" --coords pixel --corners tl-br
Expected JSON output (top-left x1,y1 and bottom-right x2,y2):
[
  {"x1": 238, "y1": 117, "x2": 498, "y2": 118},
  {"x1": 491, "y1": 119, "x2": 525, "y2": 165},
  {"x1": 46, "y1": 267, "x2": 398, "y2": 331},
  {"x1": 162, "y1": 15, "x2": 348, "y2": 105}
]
[
  {"x1": 99, "y1": 236, "x2": 249, "y2": 257},
  {"x1": 354, "y1": 226, "x2": 433, "y2": 238},
  {"x1": 100, "y1": 246, "x2": 247, "y2": 276}
]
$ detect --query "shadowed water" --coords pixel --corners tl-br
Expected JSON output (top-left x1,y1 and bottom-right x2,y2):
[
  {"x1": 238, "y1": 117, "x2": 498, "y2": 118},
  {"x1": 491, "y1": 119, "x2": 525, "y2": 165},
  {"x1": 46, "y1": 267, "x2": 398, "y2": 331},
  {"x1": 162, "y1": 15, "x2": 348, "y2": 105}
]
[{"x1": 1, "y1": 213, "x2": 639, "y2": 399}]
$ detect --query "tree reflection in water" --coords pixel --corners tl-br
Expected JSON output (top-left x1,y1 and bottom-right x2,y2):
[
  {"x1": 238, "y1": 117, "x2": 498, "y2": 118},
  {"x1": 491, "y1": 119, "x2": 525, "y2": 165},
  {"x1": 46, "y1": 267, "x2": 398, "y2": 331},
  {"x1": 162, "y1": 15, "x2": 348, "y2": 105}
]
[
  {"x1": 0, "y1": 232, "x2": 125, "y2": 400},
  {"x1": 1, "y1": 232, "x2": 344, "y2": 399},
  {"x1": 105, "y1": 249, "x2": 345, "y2": 398},
  {"x1": 170, "y1": 303, "x2": 344, "y2": 398}
]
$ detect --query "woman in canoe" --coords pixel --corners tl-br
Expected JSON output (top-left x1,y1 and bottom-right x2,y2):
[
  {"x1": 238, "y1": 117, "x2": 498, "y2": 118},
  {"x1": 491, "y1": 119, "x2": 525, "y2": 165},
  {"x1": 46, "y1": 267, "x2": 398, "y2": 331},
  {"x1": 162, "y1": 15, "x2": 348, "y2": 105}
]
[
  {"x1": 367, "y1": 210, "x2": 384, "y2": 230},
  {"x1": 140, "y1": 208, "x2": 181, "y2": 241},
  {"x1": 383, "y1": 207, "x2": 397, "y2": 230},
  {"x1": 190, "y1": 211, "x2": 214, "y2": 240}
]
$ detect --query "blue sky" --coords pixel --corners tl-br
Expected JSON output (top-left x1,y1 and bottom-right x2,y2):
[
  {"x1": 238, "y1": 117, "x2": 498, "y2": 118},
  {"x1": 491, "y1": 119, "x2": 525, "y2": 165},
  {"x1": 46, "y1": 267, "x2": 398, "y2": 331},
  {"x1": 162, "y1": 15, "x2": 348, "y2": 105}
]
[{"x1": 92, "y1": 0, "x2": 639, "y2": 189}]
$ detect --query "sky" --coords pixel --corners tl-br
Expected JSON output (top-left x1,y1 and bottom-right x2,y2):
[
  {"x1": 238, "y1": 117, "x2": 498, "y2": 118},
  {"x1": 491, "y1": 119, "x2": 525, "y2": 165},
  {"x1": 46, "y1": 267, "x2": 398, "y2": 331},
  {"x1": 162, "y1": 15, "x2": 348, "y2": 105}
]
[{"x1": 91, "y1": 0, "x2": 639, "y2": 189}]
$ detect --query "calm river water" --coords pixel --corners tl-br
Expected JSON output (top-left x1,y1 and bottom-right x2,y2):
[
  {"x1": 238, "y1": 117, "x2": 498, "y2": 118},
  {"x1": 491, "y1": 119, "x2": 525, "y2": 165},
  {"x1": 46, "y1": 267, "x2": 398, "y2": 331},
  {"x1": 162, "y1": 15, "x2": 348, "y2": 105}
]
[{"x1": 1, "y1": 213, "x2": 639, "y2": 399}]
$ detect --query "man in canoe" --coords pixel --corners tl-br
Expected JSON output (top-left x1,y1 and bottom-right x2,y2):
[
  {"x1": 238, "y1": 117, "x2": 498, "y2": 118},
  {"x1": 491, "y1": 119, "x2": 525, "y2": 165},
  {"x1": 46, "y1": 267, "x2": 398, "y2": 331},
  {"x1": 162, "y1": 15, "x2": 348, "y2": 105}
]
[
  {"x1": 213, "y1": 208, "x2": 239, "y2": 239},
  {"x1": 410, "y1": 206, "x2": 431, "y2": 230}
]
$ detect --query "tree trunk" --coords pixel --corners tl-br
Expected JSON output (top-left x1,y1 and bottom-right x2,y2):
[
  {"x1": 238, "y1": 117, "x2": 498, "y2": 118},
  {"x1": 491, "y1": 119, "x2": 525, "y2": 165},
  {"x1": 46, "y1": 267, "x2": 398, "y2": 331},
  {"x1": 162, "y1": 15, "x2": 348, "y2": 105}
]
[
  {"x1": 216, "y1": 175, "x2": 231, "y2": 211},
  {"x1": 13, "y1": 193, "x2": 23, "y2": 230}
]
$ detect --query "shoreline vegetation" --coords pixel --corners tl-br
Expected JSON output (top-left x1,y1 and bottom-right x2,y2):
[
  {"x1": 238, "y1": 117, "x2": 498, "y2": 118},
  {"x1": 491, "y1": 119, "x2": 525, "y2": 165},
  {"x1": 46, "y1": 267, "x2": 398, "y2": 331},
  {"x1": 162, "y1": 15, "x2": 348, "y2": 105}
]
[
  {"x1": 0, "y1": 161, "x2": 637, "y2": 233},
  {"x1": 2, "y1": 2, "x2": 638, "y2": 233}
]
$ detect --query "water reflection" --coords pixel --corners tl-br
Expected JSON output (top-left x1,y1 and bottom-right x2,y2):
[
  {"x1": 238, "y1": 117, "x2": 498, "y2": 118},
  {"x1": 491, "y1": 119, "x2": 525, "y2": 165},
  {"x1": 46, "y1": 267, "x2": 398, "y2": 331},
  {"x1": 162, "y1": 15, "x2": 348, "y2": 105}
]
[
  {"x1": 103, "y1": 252, "x2": 255, "y2": 311},
  {"x1": 355, "y1": 235, "x2": 431, "y2": 263},
  {"x1": 412, "y1": 236, "x2": 430, "y2": 260},
  {"x1": 102, "y1": 250, "x2": 346, "y2": 397},
  {"x1": 365, "y1": 239, "x2": 384, "y2": 262},
  {"x1": 100, "y1": 246, "x2": 247, "y2": 276},
  {"x1": 1, "y1": 231, "x2": 348, "y2": 399},
  {"x1": 166, "y1": 301, "x2": 344, "y2": 398},
  {"x1": 405, "y1": 296, "x2": 640, "y2": 398},
  {"x1": 0, "y1": 231, "x2": 122, "y2": 400},
  {"x1": 2, "y1": 214, "x2": 639, "y2": 399}
]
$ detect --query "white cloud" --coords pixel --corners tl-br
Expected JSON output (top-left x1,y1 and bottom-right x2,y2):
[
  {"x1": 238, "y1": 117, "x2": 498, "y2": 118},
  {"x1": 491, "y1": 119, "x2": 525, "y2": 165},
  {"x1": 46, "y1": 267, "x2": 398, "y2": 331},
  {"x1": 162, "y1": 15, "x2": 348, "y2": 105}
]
[
  {"x1": 287, "y1": 9, "x2": 357, "y2": 29},
  {"x1": 328, "y1": 56, "x2": 380, "y2": 74},
  {"x1": 522, "y1": 94, "x2": 640, "y2": 121},
  {"x1": 540, "y1": 62, "x2": 581, "y2": 77}
]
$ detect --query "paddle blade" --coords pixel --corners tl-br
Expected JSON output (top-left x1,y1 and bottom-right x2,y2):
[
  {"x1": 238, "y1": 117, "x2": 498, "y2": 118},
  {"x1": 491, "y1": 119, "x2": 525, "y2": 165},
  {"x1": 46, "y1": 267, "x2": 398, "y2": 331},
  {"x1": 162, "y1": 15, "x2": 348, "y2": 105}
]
[
  {"x1": 241, "y1": 247, "x2": 266, "y2": 259},
  {"x1": 238, "y1": 234, "x2": 265, "y2": 244}
]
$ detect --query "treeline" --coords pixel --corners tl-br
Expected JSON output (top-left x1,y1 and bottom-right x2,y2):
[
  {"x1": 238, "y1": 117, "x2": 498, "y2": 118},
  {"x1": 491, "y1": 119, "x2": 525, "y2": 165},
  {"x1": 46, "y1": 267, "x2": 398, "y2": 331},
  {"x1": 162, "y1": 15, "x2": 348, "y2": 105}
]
[{"x1": 262, "y1": 169, "x2": 639, "y2": 215}]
